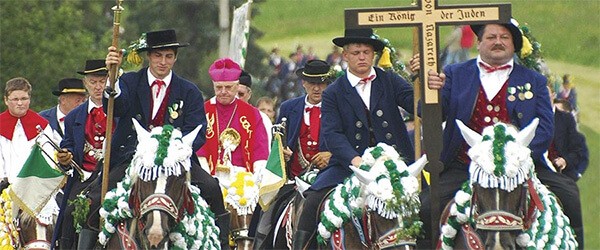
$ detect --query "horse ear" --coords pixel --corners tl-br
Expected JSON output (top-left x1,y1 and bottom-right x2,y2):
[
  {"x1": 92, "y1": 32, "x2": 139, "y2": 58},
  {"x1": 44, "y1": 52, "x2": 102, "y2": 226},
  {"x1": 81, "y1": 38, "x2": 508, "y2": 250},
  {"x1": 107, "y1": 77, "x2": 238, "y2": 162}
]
[
  {"x1": 456, "y1": 119, "x2": 482, "y2": 147},
  {"x1": 515, "y1": 118, "x2": 539, "y2": 146},
  {"x1": 406, "y1": 154, "x2": 428, "y2": 177},
  {"x1": 182, "y1": 125, "x2": 203, "y2": 147},
  {"x1": 349, "y1": 165, "x2": 376, "y2": 184},
  {"x1": 132, "y1": 118, "x2": 150, "y2": 142}
]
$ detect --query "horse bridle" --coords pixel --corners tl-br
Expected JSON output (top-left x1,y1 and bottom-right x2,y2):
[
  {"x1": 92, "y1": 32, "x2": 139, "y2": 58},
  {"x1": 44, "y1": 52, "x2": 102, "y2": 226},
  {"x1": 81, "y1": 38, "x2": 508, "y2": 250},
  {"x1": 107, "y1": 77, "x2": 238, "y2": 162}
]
[
  {"x1": 131, "y1": 180, "x2": 195, "y2": 230},
  {"x1": 471, "y1": 179, "x2": 542, "y2": 232}
]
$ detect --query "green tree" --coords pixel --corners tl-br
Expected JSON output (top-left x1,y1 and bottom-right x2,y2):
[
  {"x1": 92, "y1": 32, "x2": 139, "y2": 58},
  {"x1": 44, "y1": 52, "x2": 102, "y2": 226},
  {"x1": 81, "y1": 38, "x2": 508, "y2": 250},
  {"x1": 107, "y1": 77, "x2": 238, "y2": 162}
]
[
  {"x1": 1, "y1": 0, "x2": 270, "y2": 111},
  {"x1": 0, "y1": 1, "x2": 101, "y2": 111}
]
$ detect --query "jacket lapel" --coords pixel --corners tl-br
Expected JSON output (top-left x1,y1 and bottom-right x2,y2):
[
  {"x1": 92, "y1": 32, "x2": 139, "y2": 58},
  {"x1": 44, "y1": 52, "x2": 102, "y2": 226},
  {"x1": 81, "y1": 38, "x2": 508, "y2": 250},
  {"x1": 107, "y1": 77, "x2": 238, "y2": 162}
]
[
  {"x1": 369, "y1": 77, "x2": 384, "y2": 115},
  {"x1": 137, "y1": 71, "x2": 152, "y2": 124},
  {"x1": 342, "y1": 78, "x2": 368, "y2": 125},
  {"x1": 459, "y1": 62, "x2": 481, "y2": 121}
]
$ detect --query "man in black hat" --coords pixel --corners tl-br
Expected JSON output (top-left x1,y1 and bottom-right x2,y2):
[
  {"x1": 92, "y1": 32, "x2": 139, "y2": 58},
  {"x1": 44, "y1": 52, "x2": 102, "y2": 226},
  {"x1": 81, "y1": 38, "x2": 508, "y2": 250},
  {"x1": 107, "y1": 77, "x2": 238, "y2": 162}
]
[
  {"x1": 237, "y1": 70, "x2": 253, "y2": 103},
  {"x1": 53, "y1": 59, "x2": 108, "y2": 249},
  {"x1": 75, "y1": 29, "x2": 229, "y2": 248},
  {"x1": 254, "y1": 60, "x2": 334, "y2": 249},
  {"x1": 412, "y1": 18, "x2": 582, "y2": 247},
  {"x1": 39, "y1": 78, "x2": 87, "y2": 142},
  {"x1": 293, "y1": 28, "x2": 424, "y2": 249}
]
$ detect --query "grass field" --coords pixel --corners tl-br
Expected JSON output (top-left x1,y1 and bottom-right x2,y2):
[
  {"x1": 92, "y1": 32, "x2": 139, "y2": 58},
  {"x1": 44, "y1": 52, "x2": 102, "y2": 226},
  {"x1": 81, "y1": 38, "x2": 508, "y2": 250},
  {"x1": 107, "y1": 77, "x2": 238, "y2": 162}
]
[{"x1": 252, "y1": 0, "x2": 599, "y2": 248}]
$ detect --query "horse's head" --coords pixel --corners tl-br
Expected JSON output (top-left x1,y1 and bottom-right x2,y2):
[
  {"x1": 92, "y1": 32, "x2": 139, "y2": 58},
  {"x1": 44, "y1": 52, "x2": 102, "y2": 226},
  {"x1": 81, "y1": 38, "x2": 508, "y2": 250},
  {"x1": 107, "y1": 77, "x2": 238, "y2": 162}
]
[
  {"x1": 457, "y1": 119, "x2": 538, "y2": 250},
  {"x1": 317, "y1": 143, "x2": 426, "y2": 248},
  {"x1": 128, "y1": 120, "x2": 201, "y2": 248}
]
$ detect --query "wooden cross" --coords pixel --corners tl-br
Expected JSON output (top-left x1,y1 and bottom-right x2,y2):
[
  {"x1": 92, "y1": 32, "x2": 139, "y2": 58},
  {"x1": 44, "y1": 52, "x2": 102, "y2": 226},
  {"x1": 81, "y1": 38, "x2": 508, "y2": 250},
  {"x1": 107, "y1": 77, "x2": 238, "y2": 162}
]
[{"x1": 345, "y1": 0, "x2": 511, "y2": 246}]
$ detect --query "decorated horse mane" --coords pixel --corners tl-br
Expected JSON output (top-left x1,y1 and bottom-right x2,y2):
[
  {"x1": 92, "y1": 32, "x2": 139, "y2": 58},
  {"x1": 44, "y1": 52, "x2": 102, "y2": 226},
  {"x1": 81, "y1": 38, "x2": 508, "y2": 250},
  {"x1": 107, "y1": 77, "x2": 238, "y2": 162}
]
[
  {"x1": 316, "y1": 143, "x2": 426, "y2": 245},
  {"x1": 98, "y1": 120, "x2": 220, "y2": 249},
  {"x1": 439, "y1": 119, "x2": 578, "y2": 249}
]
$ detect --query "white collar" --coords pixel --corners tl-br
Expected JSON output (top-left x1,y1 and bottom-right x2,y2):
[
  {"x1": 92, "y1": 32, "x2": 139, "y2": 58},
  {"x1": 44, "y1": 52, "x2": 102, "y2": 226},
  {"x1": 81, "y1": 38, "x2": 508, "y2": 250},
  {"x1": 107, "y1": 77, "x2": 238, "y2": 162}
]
[
  {"x1": 87, "y1": 99, "x2": 103, "y2": 113},
  {"x1": 147, "y1": 68, "x2": 173, "y2": 87},
  {"x1": 476, "y1": 55, "x2": 514, "y2": 74},
  {"x1": 347, "y1": 68, "x2": 377, "y2": 87},
  {"x1": 304, "y1": 96, "x2": 321, "y2": 109}
]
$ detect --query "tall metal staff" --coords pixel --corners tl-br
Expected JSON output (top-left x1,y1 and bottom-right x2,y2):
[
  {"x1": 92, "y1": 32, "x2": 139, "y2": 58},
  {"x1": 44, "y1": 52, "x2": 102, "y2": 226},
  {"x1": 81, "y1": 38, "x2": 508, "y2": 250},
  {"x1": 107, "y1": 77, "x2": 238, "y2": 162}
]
[{"x1": 101, "y1": 0, "x2": 124, "y2": 202}]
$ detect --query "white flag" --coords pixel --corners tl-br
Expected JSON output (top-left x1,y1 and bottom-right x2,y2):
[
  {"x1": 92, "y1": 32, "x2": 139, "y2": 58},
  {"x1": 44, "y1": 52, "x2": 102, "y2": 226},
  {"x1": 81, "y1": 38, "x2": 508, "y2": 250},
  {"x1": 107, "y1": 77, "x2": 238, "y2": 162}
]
[{"x1": 229, "y1": 1, "x2": 251, "y2": 68}]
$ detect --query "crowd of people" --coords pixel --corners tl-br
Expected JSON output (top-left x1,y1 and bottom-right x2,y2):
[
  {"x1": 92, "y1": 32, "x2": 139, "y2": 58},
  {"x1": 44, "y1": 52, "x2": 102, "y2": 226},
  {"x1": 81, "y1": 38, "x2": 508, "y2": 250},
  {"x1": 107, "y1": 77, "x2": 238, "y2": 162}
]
[{"x1": 0, "y1": 15, "x2": 590, "y2": 250}]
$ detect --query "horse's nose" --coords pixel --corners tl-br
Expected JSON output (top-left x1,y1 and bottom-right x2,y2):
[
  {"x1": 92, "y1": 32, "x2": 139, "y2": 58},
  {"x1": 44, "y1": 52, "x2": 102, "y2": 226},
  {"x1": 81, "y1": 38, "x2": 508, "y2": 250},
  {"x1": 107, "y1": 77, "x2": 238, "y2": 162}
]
[{"x1": 147, "y1": 227, "x2": 166, "y2": 247}]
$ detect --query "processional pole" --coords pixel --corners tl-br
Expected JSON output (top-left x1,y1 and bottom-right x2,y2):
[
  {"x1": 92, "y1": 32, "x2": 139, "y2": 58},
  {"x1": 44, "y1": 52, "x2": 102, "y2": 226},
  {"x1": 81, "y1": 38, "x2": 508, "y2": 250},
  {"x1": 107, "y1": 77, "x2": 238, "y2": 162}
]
[{"x1": 101, "y1": 0, "x2": 124, "y2": 202}]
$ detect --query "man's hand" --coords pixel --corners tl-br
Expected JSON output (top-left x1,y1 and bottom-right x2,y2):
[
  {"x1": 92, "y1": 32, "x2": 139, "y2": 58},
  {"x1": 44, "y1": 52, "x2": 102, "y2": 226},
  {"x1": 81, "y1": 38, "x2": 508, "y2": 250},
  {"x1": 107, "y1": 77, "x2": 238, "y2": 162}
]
[
  {"x1": 311, "y1": 151, "x2": 332, "y2": 170},
  {"x1": 283, "y1": 146, "x2": 293, "y2": 162},
  {"x1": 409, "y1": 53, "x2": 445, "y2": 90},
  {"x1": 105, "y1": 46, "x2": 123, "y2": 82},
  {"x1": 427, "y1": 69, "x2": 446, "y2": 90},
  {"x1": 409, "y1": 53, "x2": 421, "y2": 74},
  {"x1": 552, "y1": 157, "x2": 567, "y2": 172},
  {"x1": 351, "y1": 156, "x2": 362, "y2": 168},
  {"x1": 57, "y1": 149, "x2": 73, "y2": 166}
]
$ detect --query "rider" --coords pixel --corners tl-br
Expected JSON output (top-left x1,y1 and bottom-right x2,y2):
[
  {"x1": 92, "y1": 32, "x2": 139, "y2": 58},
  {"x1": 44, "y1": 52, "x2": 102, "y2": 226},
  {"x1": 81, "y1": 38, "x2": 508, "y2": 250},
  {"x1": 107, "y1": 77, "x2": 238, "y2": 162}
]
[
  {"x1": 54, "y1": 59, "x2": 108, "y2": 249},
  {"x1": 411, "y1": 18, "x2": 582, "y2": 247},
  {"x1": 76, "y1": 29, "x2": 229, "y2": 249},
  {"x1": 253, "y1": 59, "x2": 334, "y2": 249},
  {"x1": 39, "y1": 78, "x2": 87, "y2": 143},
  {"x1": 292, "y1": 28, "x2": 437, "y2": 249}
]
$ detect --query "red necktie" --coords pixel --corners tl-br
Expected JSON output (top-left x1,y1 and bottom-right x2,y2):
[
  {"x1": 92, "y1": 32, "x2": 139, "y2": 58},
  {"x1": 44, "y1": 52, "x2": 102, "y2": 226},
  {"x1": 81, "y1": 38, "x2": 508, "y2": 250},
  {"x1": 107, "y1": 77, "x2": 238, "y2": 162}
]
[
  {"x1": 479, "y1": 62, "x2": 511, "y2": 73},
  {"x1": 151, "y1": 79, "x2": 165, "y2": 98},
  {"x1": 90, "y1": 107, "x2": 106, "y2": 125},
  {"x1": 360, "y1": 75, "x2": 375, "y2": 83},
  {"x1": 59, "y1": 117, "x2": 65, "y2": 122},
  {"x1": 306, "y1": 106, "x2": 321, "y2": 141}
]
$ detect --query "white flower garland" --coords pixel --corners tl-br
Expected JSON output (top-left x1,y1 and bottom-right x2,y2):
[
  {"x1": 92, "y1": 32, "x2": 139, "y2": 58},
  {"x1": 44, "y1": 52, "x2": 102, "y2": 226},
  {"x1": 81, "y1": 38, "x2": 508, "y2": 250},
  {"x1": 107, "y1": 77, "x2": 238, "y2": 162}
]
[
  {"x1": 98, "y1": 171, "x2": 221, "y2": 249},
  {"x1": 316, "y1": 143, "x2": 422, "y2": 245},
  {"x1": 224, "y1": 171, "x2": 258, "y2": 216}
]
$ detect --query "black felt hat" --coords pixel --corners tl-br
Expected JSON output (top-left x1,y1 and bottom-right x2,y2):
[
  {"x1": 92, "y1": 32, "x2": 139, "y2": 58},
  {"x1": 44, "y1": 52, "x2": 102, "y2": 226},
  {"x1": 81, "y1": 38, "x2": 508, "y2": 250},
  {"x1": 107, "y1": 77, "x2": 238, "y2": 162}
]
[
  {"x1": 77, "y1": 59, "x2": 108, "y2": 75},
  {"x1": 137, "y1": 29, "x2": 189, "y2": 52},
  {"x1": 471, "y1": 18, "x2": 523, "y2": 52},
  {"x1": 295, "y1": 60, "x2": 334, "y2": 83},
  {"x1": 332, "y1": 28, "x2": 385, "y2": 52},
  {"x1": 239, "y1": 70, "x2": 252, "y2": 88},
  {"x1": 52, "y1": 78, "x2": 86, "y2": 96}
]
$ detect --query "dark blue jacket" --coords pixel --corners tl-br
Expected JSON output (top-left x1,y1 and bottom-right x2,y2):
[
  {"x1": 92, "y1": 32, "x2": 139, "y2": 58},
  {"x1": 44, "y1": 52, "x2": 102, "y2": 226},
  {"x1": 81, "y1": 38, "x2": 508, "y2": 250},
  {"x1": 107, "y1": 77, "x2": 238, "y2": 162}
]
[{"x1": 310, "y1": 67, "x2": 415, "y2": 191}]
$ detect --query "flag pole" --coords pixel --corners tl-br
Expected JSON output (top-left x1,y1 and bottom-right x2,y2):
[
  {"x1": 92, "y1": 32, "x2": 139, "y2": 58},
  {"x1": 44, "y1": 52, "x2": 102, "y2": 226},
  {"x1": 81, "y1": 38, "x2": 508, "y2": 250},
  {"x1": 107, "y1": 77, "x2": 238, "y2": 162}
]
[{"x1": 101, "y1": 0, "x2": 124, "y2": 202}]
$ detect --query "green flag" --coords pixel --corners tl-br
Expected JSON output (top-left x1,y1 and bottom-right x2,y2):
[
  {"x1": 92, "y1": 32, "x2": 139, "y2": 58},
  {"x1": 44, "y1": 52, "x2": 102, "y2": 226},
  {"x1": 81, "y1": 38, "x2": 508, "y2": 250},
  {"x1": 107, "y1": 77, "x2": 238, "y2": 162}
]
[
  {"x1": 258, "y1": 133, "x2": 287, "y2": 210},
  {"x1": 9, "y1": 144, "x2": 66, "y2": 217}
]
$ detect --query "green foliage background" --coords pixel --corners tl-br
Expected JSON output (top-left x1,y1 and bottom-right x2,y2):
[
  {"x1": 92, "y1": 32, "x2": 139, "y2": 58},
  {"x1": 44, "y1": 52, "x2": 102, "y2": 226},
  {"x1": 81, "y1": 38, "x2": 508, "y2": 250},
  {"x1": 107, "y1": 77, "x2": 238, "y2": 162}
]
[{"x1": 0, "y1": 0, "x2": 270, "y2": 111}]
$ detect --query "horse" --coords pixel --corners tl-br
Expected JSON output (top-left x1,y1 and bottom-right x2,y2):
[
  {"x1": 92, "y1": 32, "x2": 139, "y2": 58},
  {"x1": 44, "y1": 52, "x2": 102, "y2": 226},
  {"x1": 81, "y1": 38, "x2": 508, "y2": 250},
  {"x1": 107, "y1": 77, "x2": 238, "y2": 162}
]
[
  {"x1": 0, "y1": 188, "x2": 58, "y2": 250},
  {"x1": 438, "y1": 119, "x2": 578, "y2": 250},
  {"x1": 271, "y1": 143, "x2": 427, "y2": 249},
  {"x1": 97, "y1": 120, "x2": 221, "y2": 249}
]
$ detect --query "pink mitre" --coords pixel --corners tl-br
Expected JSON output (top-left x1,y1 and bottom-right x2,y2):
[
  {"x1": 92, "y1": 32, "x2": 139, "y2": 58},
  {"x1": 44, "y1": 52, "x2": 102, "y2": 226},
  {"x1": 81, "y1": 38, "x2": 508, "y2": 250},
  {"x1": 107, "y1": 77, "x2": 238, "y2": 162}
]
[{"x1": 209, "y1": 58, "x2": 242, "y2": 82}]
